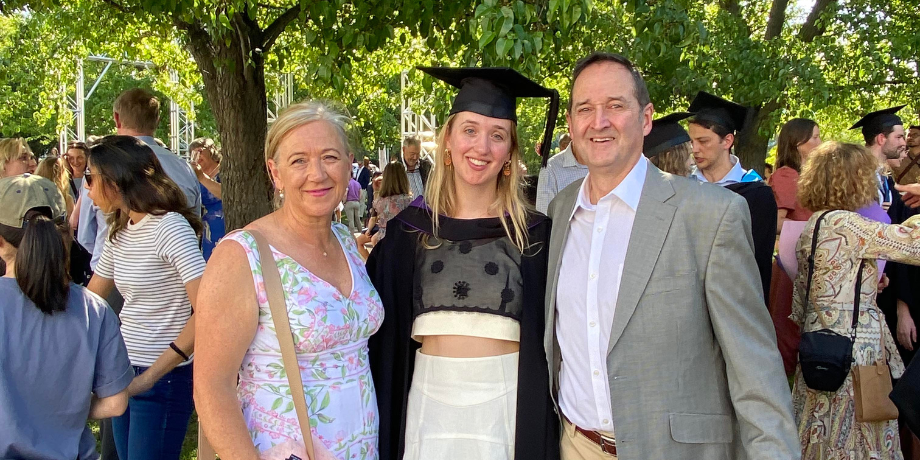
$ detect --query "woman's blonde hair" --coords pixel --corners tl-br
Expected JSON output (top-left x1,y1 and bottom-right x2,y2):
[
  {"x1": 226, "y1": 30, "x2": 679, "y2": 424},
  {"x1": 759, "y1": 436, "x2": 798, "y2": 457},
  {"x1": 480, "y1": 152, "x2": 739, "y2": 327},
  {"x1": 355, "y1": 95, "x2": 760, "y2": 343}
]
[
  {"x1": 264, "y1": 100, "x2": 353, "y2": 207},
  {"x1": 0, "y1": 138, "x2": 31, "y2": 166},
  {"x1": 650, "y1": 142, "x2": 692, "y2": 177},
  {"x1": 34, "y1": 157, "x2": 71, "y2": 198},
  {"x1": 798, "y1": 141, "x2": 879, "y2": 212},
  {"x1": 424, "y1": 113, "x2": 531, "y2": 252}
]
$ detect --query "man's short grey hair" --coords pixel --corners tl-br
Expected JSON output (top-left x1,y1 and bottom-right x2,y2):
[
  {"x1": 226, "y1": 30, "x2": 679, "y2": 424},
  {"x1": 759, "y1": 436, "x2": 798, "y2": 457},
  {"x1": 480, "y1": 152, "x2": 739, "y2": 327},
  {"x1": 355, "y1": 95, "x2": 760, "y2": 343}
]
[{"x1": 403, "y1": 136, "x2": 421, "y2": 148}]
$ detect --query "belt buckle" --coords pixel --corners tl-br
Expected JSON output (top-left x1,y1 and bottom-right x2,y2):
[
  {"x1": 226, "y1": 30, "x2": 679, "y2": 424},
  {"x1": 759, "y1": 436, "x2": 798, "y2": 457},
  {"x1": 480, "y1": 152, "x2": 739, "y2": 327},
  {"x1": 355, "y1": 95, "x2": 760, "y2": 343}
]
[{"x1": 599, "y1": 434, "x2": 616, "y2": 454}]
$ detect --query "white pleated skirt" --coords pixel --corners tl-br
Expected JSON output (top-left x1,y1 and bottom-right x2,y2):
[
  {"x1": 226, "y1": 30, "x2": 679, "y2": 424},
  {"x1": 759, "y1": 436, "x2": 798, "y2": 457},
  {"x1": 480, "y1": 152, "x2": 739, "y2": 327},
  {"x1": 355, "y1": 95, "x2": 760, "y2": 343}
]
[{"x1": 403, "y1": 350, "x2": 519, "y2": 460}]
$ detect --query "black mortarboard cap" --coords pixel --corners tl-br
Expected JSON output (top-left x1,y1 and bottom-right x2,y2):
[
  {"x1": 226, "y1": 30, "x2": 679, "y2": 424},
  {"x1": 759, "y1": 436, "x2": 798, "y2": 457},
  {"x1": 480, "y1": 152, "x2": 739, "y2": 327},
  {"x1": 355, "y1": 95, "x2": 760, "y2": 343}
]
[
  {"x1": 418, "y1": 66, "x2": 560, "y2": 166},
  {"x1": 688, "y1": 91, "x2": 748, "y2": 133},
  {"x1": 644, "y1": 112, "x2": 693, "y2": 157},
  {"x1": 849, "y1": 106, "x2": 905, "y2": 139}
]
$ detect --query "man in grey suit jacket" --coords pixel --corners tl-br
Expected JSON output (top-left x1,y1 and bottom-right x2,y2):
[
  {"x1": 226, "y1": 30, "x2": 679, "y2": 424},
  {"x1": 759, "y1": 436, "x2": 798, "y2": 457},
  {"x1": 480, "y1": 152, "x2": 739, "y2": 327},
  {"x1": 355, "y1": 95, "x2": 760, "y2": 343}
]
[{"x1": 544, "y1": 52, "x2": 798, "y2": 460}]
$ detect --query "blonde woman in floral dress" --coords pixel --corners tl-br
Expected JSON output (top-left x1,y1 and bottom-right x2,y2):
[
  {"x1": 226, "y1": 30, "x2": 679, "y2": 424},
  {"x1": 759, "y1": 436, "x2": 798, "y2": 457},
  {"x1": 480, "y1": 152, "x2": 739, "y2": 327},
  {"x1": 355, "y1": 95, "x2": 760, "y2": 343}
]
[
  {"x1": 195, "y1": 101, "x2": 383, "y2": 460},
  {"x1": 792, "y1": 141, "x2": 920, "y2": 460}
]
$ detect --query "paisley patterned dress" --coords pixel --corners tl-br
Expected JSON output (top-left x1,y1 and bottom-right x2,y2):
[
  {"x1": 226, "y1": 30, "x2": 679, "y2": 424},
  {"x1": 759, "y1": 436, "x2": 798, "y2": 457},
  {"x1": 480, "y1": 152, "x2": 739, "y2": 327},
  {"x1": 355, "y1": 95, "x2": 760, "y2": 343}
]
[
  {"x1": 224, "y1": 224, "x2": 383, "y2": 459},
  {"x1": 791, "y1": 210, "x2": 920, "y2": 460}
]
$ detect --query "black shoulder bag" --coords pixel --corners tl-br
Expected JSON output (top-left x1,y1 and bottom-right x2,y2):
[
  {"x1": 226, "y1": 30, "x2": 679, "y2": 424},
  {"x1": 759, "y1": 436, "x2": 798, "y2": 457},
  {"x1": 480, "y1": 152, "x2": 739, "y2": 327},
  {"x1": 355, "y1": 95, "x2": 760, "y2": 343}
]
[{"x1": 798, "y1": 210, "x2": 866, "y2": 392}]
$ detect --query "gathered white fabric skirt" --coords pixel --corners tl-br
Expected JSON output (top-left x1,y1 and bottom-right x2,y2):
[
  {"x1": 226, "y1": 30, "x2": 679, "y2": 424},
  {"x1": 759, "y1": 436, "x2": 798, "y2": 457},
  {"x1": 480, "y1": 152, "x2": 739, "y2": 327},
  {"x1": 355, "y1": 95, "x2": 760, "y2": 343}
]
[{"x1": 403, "y1": 350, "x2": 519, "y2": 460}]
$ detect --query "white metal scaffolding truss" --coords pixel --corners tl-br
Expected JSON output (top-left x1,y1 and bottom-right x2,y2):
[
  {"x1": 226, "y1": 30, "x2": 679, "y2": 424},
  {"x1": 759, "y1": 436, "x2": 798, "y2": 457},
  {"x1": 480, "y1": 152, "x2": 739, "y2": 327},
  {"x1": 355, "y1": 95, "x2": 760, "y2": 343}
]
[
  {"x1": 266, "y1": 73, "x2": 294, "y2": 124},
  {"x1": 400, "y1": 71, "x2": 438, "y2": 163},
  {"x1": 169, "y1": 69, "x2": 195, "y2": 156},
  {"x1": 59, "y1": 56, "x2": 196, "y2": 158}
]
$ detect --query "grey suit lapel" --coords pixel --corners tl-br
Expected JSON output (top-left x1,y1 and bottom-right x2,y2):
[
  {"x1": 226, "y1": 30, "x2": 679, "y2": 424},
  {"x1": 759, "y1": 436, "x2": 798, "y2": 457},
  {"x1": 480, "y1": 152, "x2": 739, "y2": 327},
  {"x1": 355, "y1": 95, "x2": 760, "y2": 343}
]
[{"x1": 607, "y1": 167, "x2": 677, "y2": 354}]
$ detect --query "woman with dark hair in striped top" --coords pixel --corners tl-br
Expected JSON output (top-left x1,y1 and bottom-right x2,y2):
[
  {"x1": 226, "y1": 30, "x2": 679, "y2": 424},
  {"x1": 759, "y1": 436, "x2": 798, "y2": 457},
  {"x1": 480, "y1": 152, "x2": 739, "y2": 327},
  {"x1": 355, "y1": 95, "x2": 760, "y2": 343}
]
[{"x1": 86, "y1": 135, "x2": 205, "y2": 460}]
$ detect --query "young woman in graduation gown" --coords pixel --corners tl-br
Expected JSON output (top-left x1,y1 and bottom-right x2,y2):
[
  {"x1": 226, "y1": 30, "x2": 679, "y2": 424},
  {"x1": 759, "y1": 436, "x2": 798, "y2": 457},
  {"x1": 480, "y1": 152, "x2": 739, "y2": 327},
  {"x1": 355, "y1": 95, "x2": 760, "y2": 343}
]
[{"x1": 366, "y1": 67, "x2": 560, "y2": 460}]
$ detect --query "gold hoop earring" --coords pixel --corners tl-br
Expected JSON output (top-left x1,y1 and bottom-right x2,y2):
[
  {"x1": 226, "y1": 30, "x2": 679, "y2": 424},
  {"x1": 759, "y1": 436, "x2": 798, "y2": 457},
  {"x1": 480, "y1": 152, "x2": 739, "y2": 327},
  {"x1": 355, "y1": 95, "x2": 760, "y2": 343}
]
[
  {"x1": 444, "y1": 149, "x2": 452, "y2": 166},
  {"x1": 503, "y1": 161, "x2": 512, "y2": 176}
]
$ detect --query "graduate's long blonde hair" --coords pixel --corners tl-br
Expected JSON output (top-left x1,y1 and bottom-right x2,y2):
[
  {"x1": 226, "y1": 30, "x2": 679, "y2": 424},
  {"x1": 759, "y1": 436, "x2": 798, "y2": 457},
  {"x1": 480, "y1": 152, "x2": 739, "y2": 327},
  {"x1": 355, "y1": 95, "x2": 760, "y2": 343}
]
[{"x1": 424, "y1": 113, "x2": 532, "y2": 253}]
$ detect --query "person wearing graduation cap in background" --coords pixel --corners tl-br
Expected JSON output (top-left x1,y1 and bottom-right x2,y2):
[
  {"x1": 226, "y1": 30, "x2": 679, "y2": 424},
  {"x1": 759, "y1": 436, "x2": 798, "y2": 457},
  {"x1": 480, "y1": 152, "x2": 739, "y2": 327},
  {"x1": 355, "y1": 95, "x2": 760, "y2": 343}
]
[
  {"x1": 852, "y1": 106, "x2": 909, "y2": 211},
  {"x1": 687, "y1": 91, "x2": 778, "y2": 304},
  {"x1": 642, "y1": 112, "x2": 694, "y2": 176},
  {"x1": 366, "y1": 66, "x2": 560, "y2": 460},
  {"x1": 856, "y1": 106, "x2": 920, "y2": 460}
]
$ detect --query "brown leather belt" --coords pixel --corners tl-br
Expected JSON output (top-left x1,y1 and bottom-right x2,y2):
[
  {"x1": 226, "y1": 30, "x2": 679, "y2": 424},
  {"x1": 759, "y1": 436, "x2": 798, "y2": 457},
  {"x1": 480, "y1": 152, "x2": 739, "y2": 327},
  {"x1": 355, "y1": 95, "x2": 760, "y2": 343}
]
[{"x1": 567, "y1": 417, "x2": 617, "y2": 455}]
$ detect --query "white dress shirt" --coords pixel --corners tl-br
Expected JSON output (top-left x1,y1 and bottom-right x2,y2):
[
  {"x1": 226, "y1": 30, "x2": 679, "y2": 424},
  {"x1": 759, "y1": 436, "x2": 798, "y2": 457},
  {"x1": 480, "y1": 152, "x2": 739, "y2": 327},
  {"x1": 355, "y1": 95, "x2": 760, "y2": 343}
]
[
  {"x1": 556, "y1": 156, "x2": 647, "y2": 433},
  {"x1": 691, "y1": 154, "x2": 749, "y2": 185}
]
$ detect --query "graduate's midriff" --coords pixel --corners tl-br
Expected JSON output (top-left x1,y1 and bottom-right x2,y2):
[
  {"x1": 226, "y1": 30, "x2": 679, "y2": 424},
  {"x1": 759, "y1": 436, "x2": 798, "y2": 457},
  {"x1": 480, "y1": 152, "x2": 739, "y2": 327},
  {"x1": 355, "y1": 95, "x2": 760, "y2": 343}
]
[{"x1": 419, "y1": 335, "x2": 520, "y2": 358}]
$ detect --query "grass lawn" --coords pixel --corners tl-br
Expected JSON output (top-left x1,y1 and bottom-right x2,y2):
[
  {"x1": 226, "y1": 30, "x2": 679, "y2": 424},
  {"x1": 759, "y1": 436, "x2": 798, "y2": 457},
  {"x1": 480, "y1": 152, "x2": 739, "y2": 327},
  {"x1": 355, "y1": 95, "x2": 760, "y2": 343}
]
[{"x1": 90, "y1": 412, "x2": 201, "y2": 460}]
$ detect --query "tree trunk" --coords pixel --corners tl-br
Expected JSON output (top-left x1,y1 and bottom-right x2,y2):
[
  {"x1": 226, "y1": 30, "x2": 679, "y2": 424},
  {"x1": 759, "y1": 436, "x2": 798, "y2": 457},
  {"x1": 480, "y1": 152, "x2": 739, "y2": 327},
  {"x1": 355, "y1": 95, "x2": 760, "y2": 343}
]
[
  {"x1": 185, "y1": 22, "x2": 273, "y2": 231},
  {"x1": 736, "y1": 100, "x2": 781, "y2": 175}
]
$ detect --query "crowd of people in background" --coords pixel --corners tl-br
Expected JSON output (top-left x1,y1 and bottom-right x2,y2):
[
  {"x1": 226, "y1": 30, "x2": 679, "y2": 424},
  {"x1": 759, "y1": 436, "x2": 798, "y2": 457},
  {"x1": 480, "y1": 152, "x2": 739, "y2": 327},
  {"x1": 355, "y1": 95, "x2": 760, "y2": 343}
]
[{"x1": 2, "y1": 50, "x2": 920, "y2": 460}]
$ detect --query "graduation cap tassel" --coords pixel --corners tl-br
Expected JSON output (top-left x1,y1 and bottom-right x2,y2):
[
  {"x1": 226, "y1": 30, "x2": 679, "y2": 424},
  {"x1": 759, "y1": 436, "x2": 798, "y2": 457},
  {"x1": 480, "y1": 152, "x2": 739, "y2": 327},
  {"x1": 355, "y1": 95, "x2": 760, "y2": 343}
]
[{"x1": 540, "y1": 89, "x2": 560, "y2": 169}]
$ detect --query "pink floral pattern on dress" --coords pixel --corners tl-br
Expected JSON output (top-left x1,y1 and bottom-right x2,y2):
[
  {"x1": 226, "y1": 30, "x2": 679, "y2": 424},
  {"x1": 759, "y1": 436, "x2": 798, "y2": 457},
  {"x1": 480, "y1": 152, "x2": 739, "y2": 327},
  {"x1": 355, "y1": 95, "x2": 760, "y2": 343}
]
[
  {"x1": 791, "y1": 211, "x2": 920, "y2": 460},
  {"x1": 224, "y1": 223, "x2": 383, "y2": 460}
]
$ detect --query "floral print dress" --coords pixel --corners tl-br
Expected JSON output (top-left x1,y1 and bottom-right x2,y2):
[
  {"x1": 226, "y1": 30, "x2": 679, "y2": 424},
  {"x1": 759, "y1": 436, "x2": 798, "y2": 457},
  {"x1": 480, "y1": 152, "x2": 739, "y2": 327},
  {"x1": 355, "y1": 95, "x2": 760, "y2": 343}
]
[
  {"x1": 791, "y1": 210, "x2": 920, "y2": 460},
  {"x1": 224, "y1": 224, "x2": 384, "y2": 459},
  {"x1": 371, "y1": 194, "x2": 412, "y2": 244}
]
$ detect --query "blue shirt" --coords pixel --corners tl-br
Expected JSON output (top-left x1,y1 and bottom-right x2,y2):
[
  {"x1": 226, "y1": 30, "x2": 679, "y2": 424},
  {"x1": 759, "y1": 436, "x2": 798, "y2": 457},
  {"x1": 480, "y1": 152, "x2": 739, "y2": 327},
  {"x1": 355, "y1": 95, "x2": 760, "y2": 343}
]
[
  {"x1": 201, "y1": 173, "x2": 225, "y2": 261},
  {"x1": 0, "y1": 279, "x2": 133, "y2": 460},
  {"x1": 536, "y1": 145, "x2": 589, "y2": 214}
]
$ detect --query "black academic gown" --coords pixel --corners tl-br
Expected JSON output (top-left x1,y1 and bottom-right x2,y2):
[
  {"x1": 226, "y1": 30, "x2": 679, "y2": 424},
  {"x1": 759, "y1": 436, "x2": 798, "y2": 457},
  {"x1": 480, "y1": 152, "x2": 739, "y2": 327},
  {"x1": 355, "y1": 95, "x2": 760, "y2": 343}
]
[
  {"x1": 879, "y1": 176, "x2": 920, "y2": 364},
  {"x1": 366, "y1": 199, "x2": 559, "y2": 460},
  {"x1": 725, "y1": 181, "x2": 778, "y2": 305}
]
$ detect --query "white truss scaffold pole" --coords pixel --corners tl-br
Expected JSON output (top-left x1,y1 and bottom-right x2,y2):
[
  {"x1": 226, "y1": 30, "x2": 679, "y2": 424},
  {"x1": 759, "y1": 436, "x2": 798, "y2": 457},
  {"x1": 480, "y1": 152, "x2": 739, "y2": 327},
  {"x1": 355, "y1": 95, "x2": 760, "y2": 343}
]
[
  {"x1": 59, "y1": 81, "x2": 79, "y2": 154},
  {"x1": 400, "y1": 71, "x2": 438, "y2": 162},
  {"x1": 75, "y1": 60, "x2": 86, "y2": 143},
  {"x1": 267, "y1": 73, "x2": 294, "y2": 124},
  {"x1": 168, "y1": 69, "x2": 196, "y2": 157}
]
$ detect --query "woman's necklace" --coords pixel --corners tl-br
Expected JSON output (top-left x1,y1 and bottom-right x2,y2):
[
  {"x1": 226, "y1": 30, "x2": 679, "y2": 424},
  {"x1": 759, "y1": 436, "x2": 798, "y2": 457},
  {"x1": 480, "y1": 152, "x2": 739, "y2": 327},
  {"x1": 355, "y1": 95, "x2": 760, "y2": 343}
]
[{"x1": 275, "y1": 214, "x2": 332, "y2": 257}]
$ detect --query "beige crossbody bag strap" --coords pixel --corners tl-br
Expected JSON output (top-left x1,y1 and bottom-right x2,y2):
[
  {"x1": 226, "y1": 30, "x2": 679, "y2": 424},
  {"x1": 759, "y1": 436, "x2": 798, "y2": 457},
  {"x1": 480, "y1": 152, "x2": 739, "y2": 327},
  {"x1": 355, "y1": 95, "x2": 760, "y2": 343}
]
[{"x1": 251, "y1": 230, "x2": 317, "y2": 460}]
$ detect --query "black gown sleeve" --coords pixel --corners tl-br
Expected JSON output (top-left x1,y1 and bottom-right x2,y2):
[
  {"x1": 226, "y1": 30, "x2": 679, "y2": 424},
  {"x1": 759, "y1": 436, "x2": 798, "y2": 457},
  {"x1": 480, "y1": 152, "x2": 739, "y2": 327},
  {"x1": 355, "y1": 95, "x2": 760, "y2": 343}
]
[
  {"x1": 729, "y1": 182, "x2": 777, "y2": 306},
  {"x1": 366, "y1": 219, "x2": 419, "y2": 460}
]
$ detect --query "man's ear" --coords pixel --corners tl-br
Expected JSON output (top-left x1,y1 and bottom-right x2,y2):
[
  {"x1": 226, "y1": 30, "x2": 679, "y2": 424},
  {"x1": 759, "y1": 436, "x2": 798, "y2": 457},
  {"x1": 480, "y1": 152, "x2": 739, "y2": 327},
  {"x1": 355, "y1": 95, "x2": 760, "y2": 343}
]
[
  {"x1": 641, "y1": 103, "x2": 654, "y2": 136},
  {"x1": 876, "y1": 132, "x2": 887, "y2": 148},
  {"x1": 723, "y1": 133, "x2": 735, "y2": 150},
  {"x1": 113, "y1": 111, "x2": 122, "y2": 129}
]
